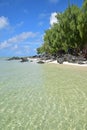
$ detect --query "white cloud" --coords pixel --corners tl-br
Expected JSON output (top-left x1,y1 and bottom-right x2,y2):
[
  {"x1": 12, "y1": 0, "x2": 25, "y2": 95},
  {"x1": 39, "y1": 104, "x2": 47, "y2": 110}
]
[
  {"x1": 50, "y1": 12, "x2": 57, "y2": 26},
  {"x1": 0, "y1": 32, "x2": 37, "y2": 49},
  {"x1": 0, "y1": 16, "x2": 9, "y2": 29},
  {"x1": 49, "y1": 0, "x2": 59, "y2": 3}
]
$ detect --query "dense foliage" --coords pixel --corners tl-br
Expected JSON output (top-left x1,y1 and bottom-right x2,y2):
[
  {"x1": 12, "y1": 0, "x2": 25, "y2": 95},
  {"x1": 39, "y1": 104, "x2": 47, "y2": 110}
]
[{"x1": 37, "y1": 0, "x2": 87, "y2": 55}]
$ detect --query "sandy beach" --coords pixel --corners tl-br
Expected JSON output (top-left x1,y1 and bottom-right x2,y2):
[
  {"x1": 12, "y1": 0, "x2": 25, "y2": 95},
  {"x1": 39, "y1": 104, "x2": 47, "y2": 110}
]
[
  {"x1": 50, "y1": 60, "x2": 87, "y2": 67},
  {"x1": 28, "y1": 58, "x2": 87, "y2": 67}
]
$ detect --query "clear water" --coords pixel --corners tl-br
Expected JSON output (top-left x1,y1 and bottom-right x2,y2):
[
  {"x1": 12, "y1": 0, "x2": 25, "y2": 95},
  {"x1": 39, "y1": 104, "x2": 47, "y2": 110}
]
[{"x1": 0, "y1": 58, "x2": 87, "y2": 130}]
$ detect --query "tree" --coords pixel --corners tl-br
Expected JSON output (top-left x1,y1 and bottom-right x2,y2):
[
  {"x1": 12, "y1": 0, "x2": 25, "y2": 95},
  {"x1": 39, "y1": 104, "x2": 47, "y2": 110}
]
[
  {"x1": 77, "y1": 0, "x2": 87, "y2": 49},
  {"x1": 37, "y1": 1, "x2": 87, "y2": 55},
  {"x1": 56, "y1": 5, "x2": 81, "y2": 50}
]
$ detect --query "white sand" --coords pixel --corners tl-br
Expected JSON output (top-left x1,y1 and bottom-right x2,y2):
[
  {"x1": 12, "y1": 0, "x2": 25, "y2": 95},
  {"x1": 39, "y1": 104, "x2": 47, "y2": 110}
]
[
  {"x1": 28, "y1": 58, "x2": 87, "y2": 67},
  {"x1": 50, "y1": 60, "x2": 87, "y2": 67}
]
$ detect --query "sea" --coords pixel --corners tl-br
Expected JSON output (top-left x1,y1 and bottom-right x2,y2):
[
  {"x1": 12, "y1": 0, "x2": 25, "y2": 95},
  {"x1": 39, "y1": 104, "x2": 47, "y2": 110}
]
[
  {"x1": 0, "y1": 58, "x2": 87, "y2": 130},
  {"x1": 0, "y1": 57, "x2": 59, "y2": 130}
]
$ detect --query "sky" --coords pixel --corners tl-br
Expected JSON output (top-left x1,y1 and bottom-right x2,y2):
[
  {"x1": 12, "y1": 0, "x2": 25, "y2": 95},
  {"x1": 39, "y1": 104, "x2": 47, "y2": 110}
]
[{"x1": 0, "y1": 0, "x2": 83, "y2": 57}]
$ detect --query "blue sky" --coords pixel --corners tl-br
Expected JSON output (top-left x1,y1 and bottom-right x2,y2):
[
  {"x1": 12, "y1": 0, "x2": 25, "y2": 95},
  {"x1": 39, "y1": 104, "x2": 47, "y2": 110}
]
[{"x1": 0, "y1": 0, "x2": 83, "y2": 56}]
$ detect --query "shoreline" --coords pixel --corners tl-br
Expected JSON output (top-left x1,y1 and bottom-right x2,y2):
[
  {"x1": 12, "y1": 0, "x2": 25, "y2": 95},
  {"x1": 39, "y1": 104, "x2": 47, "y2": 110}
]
[
  {"x1": 6, "y1": 56, "x2": 87, "y2": 67},
  {"x1": 28, "y1": 58, "x2": 87, "y2": 67}
]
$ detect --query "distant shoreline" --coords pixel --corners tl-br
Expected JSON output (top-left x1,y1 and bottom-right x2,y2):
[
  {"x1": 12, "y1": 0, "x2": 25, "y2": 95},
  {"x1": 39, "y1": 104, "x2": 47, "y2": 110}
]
[
  {"x1": 28, "y1": 57, "x2": 87, "y2": 67},
  {"x1": 5, "y1": 56, "x2": 87, "y2": 67}
]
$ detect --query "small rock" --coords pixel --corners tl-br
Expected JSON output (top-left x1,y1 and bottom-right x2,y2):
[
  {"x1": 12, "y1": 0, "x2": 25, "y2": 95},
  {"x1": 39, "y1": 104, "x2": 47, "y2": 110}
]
[
  {"x1": 57, "y1": 57, "x2": 64, "y2": 64},
  {"x1": 20, "y1": 57, "x2": 28, "y2": 62},
  {"x1": 37, "y1": 61, "x2": 45, "y2": 64}
]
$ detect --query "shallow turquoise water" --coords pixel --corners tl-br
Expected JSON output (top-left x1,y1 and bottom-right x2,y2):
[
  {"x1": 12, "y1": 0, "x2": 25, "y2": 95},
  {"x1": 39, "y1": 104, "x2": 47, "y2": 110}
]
[{"x1": 0, "y1": 58, "x2": 87, "y2": 130}]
